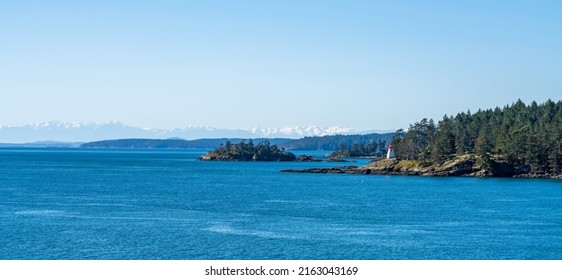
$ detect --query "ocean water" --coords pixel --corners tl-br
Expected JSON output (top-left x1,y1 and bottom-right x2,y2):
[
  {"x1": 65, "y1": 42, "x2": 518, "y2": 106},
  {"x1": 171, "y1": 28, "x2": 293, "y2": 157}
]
[{"x1": 1, "y1": 148, "x2": 561, "y2": 260}]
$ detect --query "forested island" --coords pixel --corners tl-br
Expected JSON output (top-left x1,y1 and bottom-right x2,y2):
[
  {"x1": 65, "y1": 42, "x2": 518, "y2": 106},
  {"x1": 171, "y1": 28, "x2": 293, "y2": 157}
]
[
  {"x1": 327, "y1": 140, "x2": 388, "y2": 158},
  {"x1": 284, "y1": 99, "x2": 562, "y2": 179},
  {"x1": 199, "y1": 140, "x2": 297, "y2": 161}
]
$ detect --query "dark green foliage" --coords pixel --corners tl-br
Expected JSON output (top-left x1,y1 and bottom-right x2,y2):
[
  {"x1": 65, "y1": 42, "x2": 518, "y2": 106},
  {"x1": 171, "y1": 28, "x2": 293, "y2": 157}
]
[
  {"x1": 474, "y1": 125, "x2": 493, "y2": 156},
  {"x1": 328, "y1": 140, "x2": 386, "y2": 158},
  {"x1": 282, "y1": 133, "x2": 393, "y2": 150},
  {"x1": 392, "y1": 99, "x2": 562, "y2": 174},
  {"x1": 429, "y1": 116, "x2": 456, "y2": 162},
  {"x1": 81, "y1": 138, "x2": 290, "y2": 149},
  {"x1": 392, "y1": 119, "x2": 437, "y2": 160},
  {"x1": 201, "y1": 140, "x2": 296, "y2": 161}
]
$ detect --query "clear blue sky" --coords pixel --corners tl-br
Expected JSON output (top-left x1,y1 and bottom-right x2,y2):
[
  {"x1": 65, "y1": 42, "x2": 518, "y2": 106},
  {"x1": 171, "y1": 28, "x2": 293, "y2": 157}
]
[{"x1": 1, "y1": 0, "x2": 561, "y2": 130}]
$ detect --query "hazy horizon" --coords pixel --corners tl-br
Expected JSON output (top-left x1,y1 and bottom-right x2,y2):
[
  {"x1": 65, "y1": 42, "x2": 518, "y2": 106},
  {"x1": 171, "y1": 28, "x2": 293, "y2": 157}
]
[{"x1": 0, "y1": 121, "x2": 396, "y2": 143}]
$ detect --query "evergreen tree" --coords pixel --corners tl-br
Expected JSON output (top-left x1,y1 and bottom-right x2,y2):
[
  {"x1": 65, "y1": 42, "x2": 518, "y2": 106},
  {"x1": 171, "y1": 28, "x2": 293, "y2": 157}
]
[
  {"x1": 430, "y1": 115, "x2": 456, "y2": 162},
  {"x1": 390, "y1": 99, "x2": 562, "y2": 174}
]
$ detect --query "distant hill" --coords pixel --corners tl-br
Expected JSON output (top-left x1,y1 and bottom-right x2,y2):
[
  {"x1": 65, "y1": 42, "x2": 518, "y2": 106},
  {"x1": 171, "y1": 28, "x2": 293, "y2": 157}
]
[
  {"x1": 80, "y1": 134, "x2": 395, "y2": 150},
  {"x1": 80, "y1": 138, "x2": 291, "y2": 149},
  {"x1": 0, "y1": 141, "x2": 83, "y2": 148},
  {"x1": 281, "y1": 133, "x2": 394, "y2": 150},
  {"x1": 199, "y1": 140, "x2": 296, "y2": 161}
]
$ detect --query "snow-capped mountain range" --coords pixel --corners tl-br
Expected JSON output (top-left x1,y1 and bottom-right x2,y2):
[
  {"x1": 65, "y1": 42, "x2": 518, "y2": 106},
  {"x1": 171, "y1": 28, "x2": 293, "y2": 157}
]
[{"x1": 0, "y1": 121, "x2": 387, "y2": 143}]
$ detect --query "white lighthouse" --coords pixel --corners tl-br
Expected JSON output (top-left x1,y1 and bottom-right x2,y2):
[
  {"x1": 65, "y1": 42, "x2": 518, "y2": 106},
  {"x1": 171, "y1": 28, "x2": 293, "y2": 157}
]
[{"x1": 386, "y1": 144, "x2": 395, "y2": 159}]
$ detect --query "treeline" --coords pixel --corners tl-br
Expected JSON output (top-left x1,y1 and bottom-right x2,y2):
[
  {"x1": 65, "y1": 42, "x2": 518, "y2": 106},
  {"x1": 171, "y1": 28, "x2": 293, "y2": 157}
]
[
  {"x1": 328, "y1": 140, "x2": 388, "y2": 158},
  {"x1": 81, "y1": 138, "x2": 194, "y2": 148},
  {"x1": 281, "y1": 133, "x2": 393, "y2": 150},
  {"x1": 392, "y1": 99, "x2": 562, "y2": 173},
  {"x1": 80, "y1": 134, "x2": 396, "y2": 151},
  {"x1": 80, "y1": 138, "x2": 290, "y2": 149},
  {"x1": 200, "y1": 140, "x2": 296, "y2": 161}
]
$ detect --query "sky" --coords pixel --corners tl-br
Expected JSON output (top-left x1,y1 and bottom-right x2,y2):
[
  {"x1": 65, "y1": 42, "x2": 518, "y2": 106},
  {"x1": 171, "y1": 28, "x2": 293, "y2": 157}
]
[{"x1": 1, "y1": 0, "x2": 561, "y2": 130}]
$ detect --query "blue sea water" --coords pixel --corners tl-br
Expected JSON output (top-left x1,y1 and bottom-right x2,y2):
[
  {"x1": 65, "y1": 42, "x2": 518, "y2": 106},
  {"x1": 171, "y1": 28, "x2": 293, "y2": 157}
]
[{"x1": 1, "y1": 148, "x2": 561, "y2": 260}]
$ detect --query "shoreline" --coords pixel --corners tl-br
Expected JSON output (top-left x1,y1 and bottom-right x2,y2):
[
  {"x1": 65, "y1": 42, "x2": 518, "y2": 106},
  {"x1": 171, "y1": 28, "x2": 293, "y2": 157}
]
[
  {"x1": 281, "y1": 166, "x2": 562, "y2": 179},
  {"x1": 282, "y1": 156, "x2": 562, "y2": 180}
]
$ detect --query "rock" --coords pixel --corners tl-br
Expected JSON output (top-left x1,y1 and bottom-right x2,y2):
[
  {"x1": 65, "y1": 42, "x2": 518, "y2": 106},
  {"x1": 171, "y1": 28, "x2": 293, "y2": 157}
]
[
  {"x1": 281, "y1": 166, "x2": 359, "y2": 174},
  {"x1": 281, "y1": 155, "x2": 562, "y2": 179},
  {"x1": 294, "y1": 155, "x2": 353, "y2": 162}
]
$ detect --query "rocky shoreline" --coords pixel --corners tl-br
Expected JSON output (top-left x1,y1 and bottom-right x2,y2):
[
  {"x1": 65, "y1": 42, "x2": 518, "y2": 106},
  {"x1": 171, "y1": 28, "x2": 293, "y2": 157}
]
[{"x1": 282, "y1": 156, "x2": 562, "y2": 179}]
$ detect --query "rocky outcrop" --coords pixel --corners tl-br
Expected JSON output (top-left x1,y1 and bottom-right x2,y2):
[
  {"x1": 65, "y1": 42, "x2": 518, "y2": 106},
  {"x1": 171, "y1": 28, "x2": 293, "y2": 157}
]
[
  {"x1": 282, "y1": 166, "x2": 359, "y2": 174},
  {"x1": 514, "y1": 172, "x2": 562, "y2": 179},
  {"x1": 294, "y1": 155, "x2": 352, "y2": 162},
  {"x1": 282, "y1": 155, "x2": 562, "y2": 179}
]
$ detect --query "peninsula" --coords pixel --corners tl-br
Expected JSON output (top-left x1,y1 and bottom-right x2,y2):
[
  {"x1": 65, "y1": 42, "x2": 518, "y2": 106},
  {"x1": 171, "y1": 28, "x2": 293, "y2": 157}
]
[
  {"x1": 283, "y1": 99, "x2": 562, "y2": 179},
  {"x1": 199, "y1": 140, "x2": 296, "y2": 161}
]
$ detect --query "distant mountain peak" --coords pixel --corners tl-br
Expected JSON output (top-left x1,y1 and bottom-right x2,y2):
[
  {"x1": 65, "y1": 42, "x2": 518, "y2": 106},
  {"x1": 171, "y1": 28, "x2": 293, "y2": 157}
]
[
  {"x1": 0, "y1": 121, "x2": 385, "y2": 143},
  {"x1": 25, "y1": 120, "x2": 127, "y2": 130},
  {"x1": 244, "y1": 125, "x2": 357, "y2": 137}
]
